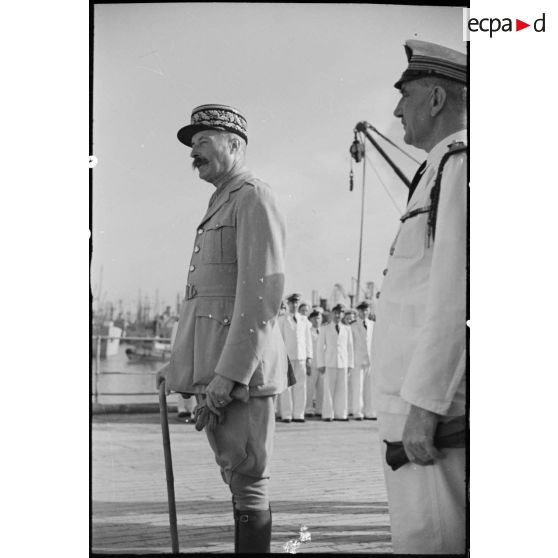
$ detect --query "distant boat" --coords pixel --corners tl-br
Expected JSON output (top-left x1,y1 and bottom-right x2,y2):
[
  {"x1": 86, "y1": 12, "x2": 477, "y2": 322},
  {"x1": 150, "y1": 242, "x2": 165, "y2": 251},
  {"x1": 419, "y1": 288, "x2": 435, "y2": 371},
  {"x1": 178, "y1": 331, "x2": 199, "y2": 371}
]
[
  {"x1": 98, "y1": 322, "x2": 123, "y2": 357},
  {"x1": 125, "y1": 339, "x2": 172, "y2": 362}
]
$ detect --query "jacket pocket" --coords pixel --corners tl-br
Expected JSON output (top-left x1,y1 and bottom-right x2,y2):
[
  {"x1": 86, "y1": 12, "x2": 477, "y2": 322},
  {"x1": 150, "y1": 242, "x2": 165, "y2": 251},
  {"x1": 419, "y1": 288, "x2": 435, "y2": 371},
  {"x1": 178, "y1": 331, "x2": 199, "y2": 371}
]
[
  {"x1": 192, "y1": 300, "x2": 233, "y2": 385},
  {"x1": 391, "y1": 213, "x2": 428, "y2": 259},
  {"x1": 202, "y1": 221, "x2": 237, "y2": 264}
]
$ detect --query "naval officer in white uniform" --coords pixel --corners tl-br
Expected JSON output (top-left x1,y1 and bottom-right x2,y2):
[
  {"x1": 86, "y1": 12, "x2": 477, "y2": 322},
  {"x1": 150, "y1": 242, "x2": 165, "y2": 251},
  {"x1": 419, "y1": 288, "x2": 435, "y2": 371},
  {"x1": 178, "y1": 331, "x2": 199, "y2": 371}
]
[{"x1": 371, "y1": 40, "x2": 467, "y2": 554}]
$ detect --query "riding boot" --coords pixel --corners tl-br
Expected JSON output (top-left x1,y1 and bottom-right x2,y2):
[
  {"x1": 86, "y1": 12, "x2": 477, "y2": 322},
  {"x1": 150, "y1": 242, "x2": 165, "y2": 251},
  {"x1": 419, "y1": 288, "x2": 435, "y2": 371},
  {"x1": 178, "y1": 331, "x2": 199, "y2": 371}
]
[{"x1": 233, "y1": 507, "x2": 272, "y2": 553}]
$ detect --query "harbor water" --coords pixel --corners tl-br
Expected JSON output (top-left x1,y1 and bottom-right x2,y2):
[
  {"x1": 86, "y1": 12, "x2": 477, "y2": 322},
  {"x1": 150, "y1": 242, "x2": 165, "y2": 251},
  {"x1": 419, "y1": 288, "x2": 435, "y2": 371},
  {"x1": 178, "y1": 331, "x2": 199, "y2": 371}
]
[{"x1": 92, "y1": 342, "x2": 169, "y2": 405}]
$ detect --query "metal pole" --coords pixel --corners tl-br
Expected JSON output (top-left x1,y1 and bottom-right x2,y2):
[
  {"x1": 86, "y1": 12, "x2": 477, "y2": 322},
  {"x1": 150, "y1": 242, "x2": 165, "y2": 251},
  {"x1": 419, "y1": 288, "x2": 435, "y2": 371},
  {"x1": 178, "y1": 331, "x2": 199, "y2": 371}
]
[
  {"x1": 159, "y1": 381, "x2": 179, "y2": 553},
  {"x1": 95, "y1": 336, "x2": 101, "y2": 404},
  {"x1": 355, "y1": 122, "x2": 411, "y2": 188},
  {"x1": 356, "y1": 141, "x2": 366, "y2": 307}
]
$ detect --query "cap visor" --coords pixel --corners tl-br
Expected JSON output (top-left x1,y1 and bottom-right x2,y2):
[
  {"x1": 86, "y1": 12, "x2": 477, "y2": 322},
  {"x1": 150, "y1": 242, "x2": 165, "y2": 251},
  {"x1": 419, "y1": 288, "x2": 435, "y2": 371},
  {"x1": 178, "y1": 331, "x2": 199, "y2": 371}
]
[{"x1": 177, "y1": 124, "x2": 228, "y2": 147}]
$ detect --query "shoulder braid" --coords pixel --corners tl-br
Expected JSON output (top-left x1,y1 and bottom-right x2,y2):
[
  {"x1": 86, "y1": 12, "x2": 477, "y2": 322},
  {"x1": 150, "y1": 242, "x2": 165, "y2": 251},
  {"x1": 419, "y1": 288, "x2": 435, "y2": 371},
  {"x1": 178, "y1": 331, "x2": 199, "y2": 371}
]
[{"x1": 427, "y1": 142, "x2": 467, "y2": 245}]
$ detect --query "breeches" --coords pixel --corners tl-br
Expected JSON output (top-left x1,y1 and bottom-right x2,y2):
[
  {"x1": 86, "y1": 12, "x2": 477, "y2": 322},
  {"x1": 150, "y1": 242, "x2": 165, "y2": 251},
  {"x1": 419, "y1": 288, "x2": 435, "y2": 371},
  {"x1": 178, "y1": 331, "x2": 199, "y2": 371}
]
[
  {"x1": 205, "y1": 396, "x2": 276, "y2": 510},
  {"x1": 378, "y1": 411, "x2": 466, "y2": 554}
]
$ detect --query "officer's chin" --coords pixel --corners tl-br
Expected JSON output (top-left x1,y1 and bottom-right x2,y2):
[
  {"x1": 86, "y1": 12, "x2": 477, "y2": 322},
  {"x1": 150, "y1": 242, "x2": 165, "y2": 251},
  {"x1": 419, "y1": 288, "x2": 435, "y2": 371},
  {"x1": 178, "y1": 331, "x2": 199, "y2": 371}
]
[{"x1": 196, "y1": 165, "x2": 212, "y2": 182}]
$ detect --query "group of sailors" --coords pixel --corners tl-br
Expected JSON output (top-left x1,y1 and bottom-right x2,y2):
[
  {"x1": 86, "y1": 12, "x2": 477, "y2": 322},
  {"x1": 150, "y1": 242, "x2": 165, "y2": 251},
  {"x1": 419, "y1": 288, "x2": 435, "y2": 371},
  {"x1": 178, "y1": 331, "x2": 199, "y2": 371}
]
[
  {"x1": 175, "y1": 291, "x2": 378, "y2": 423},
  {"x1": 275, "y1": 292, "x2": 377, "y2": 423}
]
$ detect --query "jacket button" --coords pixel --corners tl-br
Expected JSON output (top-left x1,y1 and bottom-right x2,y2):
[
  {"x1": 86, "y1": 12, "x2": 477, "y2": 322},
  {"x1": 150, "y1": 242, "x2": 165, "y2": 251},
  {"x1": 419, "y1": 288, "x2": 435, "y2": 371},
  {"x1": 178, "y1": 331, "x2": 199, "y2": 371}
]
[
  {"x1": 197, "y1": 229, "x2": 203, "y2": 235},
  {"x1": 223, "y1": 318, "x2": 229, "y2": 324},
  {"x1": 389, "y1": 247, "x2": 395, "y2": 256},
  {"x1": 376, "y1": 292, "x2": 381, "y2": 299},
  {"x1": 249, "y1": 328, "x2": 254, "y2": 333},
  {"x1": 189, "y1": 265, "x2": 195, "y2": 272},
  {"x1": 194, "y1": 245, "x2": 200, "y2": 253},
  {"x1": 383, "y1": 268, "x2": 388, "y2": 276}
]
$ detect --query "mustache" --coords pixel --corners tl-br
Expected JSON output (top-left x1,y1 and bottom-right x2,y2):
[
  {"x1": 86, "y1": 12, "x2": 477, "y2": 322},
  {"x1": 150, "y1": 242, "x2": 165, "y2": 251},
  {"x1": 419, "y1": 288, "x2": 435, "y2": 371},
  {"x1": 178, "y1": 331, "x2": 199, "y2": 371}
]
[{"x1": 191, "y1": 157, "x2": 209, "y2": 170}]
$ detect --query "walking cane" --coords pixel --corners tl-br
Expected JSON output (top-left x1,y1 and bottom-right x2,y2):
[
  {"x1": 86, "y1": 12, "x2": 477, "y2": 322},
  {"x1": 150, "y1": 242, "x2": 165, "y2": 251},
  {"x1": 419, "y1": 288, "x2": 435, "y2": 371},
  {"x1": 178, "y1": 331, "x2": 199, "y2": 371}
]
[{"x1": 159, "y1": 380, "x2": 180, "y2": 553}]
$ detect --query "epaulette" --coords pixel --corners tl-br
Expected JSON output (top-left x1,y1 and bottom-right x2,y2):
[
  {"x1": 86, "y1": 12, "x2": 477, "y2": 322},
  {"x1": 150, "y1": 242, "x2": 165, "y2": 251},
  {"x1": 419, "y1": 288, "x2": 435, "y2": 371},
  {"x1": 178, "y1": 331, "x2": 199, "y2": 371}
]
[{"x1": 428, "y1": 141, "x2": 467, "y2": 244}]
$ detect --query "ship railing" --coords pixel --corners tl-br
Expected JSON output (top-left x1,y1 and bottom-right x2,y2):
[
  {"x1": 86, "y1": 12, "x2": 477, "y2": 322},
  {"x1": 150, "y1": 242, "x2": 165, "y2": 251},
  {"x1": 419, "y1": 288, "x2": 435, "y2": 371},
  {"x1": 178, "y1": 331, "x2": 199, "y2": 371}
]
[{"x1": 91, "y1": 335, "x2": 171, "y2": 403}]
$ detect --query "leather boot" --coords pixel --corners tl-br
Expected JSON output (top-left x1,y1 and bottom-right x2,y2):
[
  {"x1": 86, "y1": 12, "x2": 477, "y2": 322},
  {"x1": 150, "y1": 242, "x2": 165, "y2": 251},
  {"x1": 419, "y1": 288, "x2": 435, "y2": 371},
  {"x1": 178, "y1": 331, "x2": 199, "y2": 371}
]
[{"x1": 233, "y1": 507, "x2": 272, "y2": 553}]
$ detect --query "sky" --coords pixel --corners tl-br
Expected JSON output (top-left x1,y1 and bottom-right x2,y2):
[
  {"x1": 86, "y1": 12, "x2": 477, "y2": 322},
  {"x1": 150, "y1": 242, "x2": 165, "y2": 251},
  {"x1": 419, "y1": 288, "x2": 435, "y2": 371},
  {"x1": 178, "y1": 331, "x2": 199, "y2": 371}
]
[{"x1": 91, "y1": 3, "x2": 465, "y2": 313}]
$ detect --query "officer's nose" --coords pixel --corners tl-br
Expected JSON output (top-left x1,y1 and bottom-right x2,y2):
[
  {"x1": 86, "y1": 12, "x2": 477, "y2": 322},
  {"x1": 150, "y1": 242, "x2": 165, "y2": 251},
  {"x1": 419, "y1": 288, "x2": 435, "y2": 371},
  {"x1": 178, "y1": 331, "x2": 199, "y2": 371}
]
[{"x1": 393, "y1": 99, "x2": 403, "y2": 118}]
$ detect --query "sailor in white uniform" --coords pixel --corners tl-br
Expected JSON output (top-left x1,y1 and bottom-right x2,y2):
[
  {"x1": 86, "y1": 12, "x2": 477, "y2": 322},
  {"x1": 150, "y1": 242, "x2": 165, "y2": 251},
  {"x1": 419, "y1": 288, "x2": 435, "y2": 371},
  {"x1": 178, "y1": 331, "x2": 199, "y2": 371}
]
[
  {"x1": 278, "y1": 293, "x2": 313, "y2": 422},
  {"x1": 317, "y1": 304, "x2": 354, "y2": 421},
  {"x1": 305, "y1": 309, "x2": 324, "y2": 417},
  {"x1": 349, "y1": 300, "x2": 376, "y2": 420}
]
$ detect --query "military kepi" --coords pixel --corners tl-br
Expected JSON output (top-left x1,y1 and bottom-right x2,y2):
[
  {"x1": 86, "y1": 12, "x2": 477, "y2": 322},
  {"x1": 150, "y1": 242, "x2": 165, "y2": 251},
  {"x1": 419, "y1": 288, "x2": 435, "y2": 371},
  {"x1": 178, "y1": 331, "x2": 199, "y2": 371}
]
[
  {"x1": 177, "y1": 104, "x2": 248, "y2": 147},
  {"x1": 394, "y1": 40, "x2": 467, "y2": 89}
]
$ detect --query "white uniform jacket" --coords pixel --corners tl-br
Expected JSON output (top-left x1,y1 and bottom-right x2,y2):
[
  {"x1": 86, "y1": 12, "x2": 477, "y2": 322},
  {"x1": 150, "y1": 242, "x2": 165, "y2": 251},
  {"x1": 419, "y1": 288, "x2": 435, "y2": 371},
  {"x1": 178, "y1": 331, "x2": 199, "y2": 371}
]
[
  {"x1": 166, "y1": 171, "x2": 288, "y2": 397},
  {"x1": 310, "y1": 326, "x2": 321, "y2": 366},
  {"x1": 278, "y1": 313, "x2": 313, "y2": 361},
  {"x1": 371, "y1": 130, "x2": 467, "y2": 416},
  {"x1": 351, "y1": 319, "x2": 374, "y2": 368},
  {"x1": 316, "y1": 322, "x2": 354, "y2": 369}
]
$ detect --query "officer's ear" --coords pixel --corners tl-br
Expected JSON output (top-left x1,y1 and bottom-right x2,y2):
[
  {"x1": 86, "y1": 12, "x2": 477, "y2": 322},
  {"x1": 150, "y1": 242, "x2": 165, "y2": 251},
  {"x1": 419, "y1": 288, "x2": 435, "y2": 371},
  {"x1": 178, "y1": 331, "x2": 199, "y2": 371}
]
[
  {"x1": 430, "y1": 85, "x2": 447, "y2": 117},
  {"x1": 228, "y1": 135, "x2": 241, "y2": 154}
]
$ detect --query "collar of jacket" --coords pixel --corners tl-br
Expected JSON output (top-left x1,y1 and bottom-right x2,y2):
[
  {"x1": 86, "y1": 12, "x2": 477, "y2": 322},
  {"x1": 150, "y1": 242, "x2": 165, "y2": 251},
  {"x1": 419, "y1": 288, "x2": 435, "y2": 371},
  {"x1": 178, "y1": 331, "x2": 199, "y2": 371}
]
[
  {"x1": 407, "y1": 129, "x2": 467, "y2": 211},
  {"x1": 424, "y1": 129, "x2": 467, "y2": 176},
  {"x1": 198, "y1": 170, "x2": 254, "y2": 228}
]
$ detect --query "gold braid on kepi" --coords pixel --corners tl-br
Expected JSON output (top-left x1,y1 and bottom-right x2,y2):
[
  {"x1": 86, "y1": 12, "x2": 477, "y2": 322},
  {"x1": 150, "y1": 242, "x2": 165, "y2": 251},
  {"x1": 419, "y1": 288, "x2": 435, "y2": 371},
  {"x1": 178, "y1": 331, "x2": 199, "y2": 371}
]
[{"x1": 177, "y1": 103, "x2": 248, "y2": 147}]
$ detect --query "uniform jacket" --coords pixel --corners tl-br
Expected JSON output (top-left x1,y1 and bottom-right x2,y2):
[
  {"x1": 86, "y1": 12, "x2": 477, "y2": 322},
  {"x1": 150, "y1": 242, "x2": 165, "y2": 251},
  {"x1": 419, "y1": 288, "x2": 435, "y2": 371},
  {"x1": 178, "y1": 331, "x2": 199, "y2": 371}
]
[
  {"x1": 316, "y1": 322, "x2": 354, "y2": 369},
  {"x1": 166, "y1": 171, "x2": 288, "y2": 397},
  {"x1": 310, "y1": 326, "x2": 321, "y2": 369},
  {"x1": 371, "y1": 130, "x2": 467, "y2": 416},
  {"x1": 351, "y1": 319, "x2": 374, "y2": 368},
  {"x1": 278, "y1": 313, "x2": 313, "y2": 361}
]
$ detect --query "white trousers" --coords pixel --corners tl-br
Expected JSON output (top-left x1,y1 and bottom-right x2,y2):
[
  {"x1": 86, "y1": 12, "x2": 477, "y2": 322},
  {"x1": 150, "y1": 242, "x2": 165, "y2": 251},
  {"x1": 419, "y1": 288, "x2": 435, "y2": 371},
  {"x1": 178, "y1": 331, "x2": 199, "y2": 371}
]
[
  {"x1": 322, "y1": 367, "x2": 348, "y2": 420},
  {"x1": 348, "y1": 366, "x2": 364, "y2": 418},
  {"x1": 378, "y1": 411, "x2": 466, "y2": 554},
  {"x1": 305, "y1": 365, "x2": 323, "y2": 415},
  {"x1": 176, "y1": 394, "x2": 196, "y2": 413},
  {"x1": 279, "y1": 359, "x2": 307, "y2": 420},
  {"x1": 362, "y1": 365, "x2": 377, "y2": 418}
]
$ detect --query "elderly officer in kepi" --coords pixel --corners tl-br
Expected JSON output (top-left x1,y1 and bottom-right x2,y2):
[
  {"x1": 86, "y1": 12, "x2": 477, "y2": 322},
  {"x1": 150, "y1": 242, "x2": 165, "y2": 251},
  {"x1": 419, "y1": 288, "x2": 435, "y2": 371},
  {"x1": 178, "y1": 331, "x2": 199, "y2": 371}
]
[
  {"x1": 371, "y1": 40, "x2": 467, "y2": 554},
  {"x1": 156, "y1": 104, "x2": 288, "y2": 553}
]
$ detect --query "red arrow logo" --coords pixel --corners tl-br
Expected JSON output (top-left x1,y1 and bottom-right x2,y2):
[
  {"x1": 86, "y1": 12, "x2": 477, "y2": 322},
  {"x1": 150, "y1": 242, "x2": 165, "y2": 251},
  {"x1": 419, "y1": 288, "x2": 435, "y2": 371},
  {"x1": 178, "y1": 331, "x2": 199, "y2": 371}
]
[{"x1": 516, "y1": 19, "x2": 530, "y2": 31}]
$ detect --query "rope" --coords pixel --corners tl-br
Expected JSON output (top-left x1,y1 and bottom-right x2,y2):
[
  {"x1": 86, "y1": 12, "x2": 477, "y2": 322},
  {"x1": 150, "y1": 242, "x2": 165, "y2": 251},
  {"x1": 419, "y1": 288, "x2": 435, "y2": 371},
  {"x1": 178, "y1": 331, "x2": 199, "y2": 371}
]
[
  {"x1": 365, "y1": 153, "x2": 405, "y2": 215},
  {"x1": 366, "y1": 124, "x2": 421, "y2": 164},
  {"x1": 355, "y1": 135, "x2": 366, "y2": 305}
]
